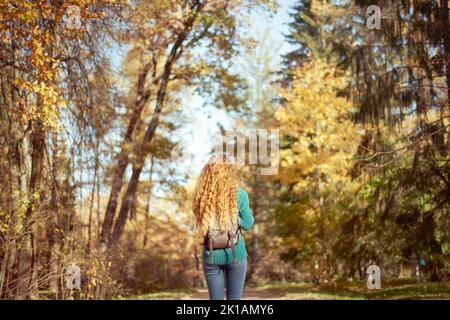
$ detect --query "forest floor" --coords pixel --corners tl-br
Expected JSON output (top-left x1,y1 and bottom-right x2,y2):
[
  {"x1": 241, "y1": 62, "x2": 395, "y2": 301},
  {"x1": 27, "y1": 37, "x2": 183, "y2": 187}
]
[{"x1": 124, "y1": 279, "x2": 450, "y2": 300}]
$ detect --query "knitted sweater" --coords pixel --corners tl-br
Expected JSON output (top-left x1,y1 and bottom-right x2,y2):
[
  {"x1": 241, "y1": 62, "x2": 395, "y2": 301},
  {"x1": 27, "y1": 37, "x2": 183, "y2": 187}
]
[{"x1": 203, "y1": 187, "x2": 254, "y2": 265}]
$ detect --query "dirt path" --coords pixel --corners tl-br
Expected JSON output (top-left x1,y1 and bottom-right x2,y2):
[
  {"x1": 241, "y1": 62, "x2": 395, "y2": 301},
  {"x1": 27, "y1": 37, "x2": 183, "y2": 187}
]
[
  {"x1": 183, "y1": 288, "x2": 285, "y2": 300},
  {"x1": 129, "y1": 281, "x2": 450, "y2": 300}
]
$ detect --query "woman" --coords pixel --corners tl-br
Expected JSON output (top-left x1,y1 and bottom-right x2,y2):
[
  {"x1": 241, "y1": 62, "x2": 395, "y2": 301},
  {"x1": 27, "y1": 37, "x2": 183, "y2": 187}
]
[{"x1": 192, "y1": 154, "x2": 254, "y2": 300}]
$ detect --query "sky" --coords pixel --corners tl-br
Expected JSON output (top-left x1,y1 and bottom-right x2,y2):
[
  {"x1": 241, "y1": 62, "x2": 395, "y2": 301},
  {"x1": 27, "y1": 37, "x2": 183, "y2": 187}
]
[{"x1": 171, "y1": 0, "x2": 297, "y2": 179}]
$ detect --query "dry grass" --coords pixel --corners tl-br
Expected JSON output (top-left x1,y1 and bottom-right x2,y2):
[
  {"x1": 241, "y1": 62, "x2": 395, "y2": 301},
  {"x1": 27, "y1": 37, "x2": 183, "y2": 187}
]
[{"x1": 123, "y1": 279, "x2": 450, "y2": 300}]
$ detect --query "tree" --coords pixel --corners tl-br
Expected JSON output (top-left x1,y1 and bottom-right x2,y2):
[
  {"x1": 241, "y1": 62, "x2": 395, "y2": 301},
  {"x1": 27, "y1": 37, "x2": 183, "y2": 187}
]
[
  {"x1": 0, "y1": 0, "x2": 114, "y2": 298},
  {"x1": 281, "y1": 0, "x2": 352, "y2": 83},
  {"x1": 238, "y1": 31, "x2": 284, "y2": 283},
  {"x1": 101, "y1": 0, "x2": 272, "y2": 249},
  {"x1": 274, "y1": 57, "x2": 359, "y2": 281}
]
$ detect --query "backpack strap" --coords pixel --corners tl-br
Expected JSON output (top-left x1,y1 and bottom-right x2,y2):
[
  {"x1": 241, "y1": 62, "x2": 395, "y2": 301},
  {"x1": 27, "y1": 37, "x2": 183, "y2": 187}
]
[
  {"x1": 228, "y1": 231, "x2": 236, "y2": 262},
  {"x1": 229, "y1": 225, "x2": 242, "y2": 262},
  {"x1": 235, "y1": 226, "x2": 242, "y2": 237}
]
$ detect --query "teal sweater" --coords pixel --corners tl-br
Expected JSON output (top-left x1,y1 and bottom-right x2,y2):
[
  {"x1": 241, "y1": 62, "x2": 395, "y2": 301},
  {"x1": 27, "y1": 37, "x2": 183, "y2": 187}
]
[{"x1": 203, "y1": 187, "x2": 254, "y2": 265}]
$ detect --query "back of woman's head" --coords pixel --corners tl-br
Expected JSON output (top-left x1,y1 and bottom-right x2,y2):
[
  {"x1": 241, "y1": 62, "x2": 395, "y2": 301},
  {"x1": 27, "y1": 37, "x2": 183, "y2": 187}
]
[{"x1": 192, "y1": 154, "x2": 238, "y2": 235}]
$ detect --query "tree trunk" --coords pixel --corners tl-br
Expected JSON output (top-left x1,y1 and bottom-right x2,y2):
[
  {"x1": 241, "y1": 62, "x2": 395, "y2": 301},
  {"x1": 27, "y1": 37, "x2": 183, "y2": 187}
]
[
  {"x1": 110, "y1": 163, "x2": 144, "y2": 247},
  {"x1": 48, "y1": 131, "x2": 60, "y2": 298},
  {"x1": 143, "y1": 157, "x2": 154, "y2": 249},
  {"x1": 1, "y1": 38, "x2": 29, "y2": 299},
  {"x1": 248, "y1": 224, "x2": 260, "y2": 283},
  {"x1": 15, "y1": 120, "x2": 45, "y2": 299},
  {"x1": 193, "y1": 243, "x2": 202, "y2": 288},
  {"x1": 100, "y1": 62, "x2": 153, "y2": 245},
  {"x1": 129, "y1": 191, "x2": 138, "y2": 221},
  {"x1": 0, "y1": 54, "x2": 24, "y2": 298},
  {"x1": 88, "y1": 146, "x2": 99, "y2": 254}
]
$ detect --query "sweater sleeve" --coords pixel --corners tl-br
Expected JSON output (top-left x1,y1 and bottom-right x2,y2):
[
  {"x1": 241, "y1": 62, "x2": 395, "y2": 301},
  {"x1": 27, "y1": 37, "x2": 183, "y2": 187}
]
[{"x1": 237, "y1": 187, "x2": 254, "y2": 231}]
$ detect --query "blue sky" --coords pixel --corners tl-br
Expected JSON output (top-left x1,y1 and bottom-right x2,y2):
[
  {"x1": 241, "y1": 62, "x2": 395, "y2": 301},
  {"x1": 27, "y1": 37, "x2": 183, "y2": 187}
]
[{"x1": 172, "y1": 0, "x2": 296, "y2": 179}]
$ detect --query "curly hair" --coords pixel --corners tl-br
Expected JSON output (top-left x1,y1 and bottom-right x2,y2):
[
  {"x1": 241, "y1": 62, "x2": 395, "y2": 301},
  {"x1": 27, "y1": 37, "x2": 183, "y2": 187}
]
[{"x1": 192, "y1": 154, "x2": 238, "y2": 235}]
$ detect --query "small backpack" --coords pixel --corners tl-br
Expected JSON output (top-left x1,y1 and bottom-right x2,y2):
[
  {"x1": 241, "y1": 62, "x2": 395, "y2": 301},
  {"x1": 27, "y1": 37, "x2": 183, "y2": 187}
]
[{"x1": 204, "y1": 220, "x2": 242, "y2": 263}]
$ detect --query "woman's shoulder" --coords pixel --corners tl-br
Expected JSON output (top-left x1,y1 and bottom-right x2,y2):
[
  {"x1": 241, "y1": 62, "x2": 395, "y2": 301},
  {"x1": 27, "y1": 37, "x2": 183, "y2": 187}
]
[{"x1": 236, "y1": 187, "x2": 249, "y2": 200}]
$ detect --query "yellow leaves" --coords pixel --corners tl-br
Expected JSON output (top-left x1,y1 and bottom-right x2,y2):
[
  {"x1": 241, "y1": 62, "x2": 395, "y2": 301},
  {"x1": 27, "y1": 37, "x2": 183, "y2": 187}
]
[
  {"x1": 1, "y1": 0, "x2": 115, "y2": 129},
  {"x1": 13, "y1": 78, "x2": 65, "y2": 129},
  {"x1": 310, "y1": 0, "x2": 347, "y2": 20},
  {"x1": 0, "y1": 3, "x2": 66, "y2": 128},
  {"x1": 276, "y1": 58, "x2": 360, "y2": 191}
]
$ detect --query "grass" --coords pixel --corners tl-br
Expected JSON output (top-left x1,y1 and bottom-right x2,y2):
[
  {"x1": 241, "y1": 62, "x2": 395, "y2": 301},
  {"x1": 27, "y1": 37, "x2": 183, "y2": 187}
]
[
  {"x1": 259, "y1": 279, "x2": 450, "y2": 300},
  {"x1": 118, "y1": 289, "x2": 194, "y2": 300},
  {"x1": 122, "y1": 279, "x2": 450, "y2": 300},
  {"x1": 364, "y1": 280, "x2": 450, "y2": 300},
  {"x1": 257, "y1": 282, "x2": 365, "y2": 300}
]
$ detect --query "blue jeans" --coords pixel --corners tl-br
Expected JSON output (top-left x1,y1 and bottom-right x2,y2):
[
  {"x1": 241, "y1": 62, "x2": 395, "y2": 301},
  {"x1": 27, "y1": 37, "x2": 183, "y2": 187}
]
[{"x1": 202, "y1": 258, "x2": 247, "y2": 300}]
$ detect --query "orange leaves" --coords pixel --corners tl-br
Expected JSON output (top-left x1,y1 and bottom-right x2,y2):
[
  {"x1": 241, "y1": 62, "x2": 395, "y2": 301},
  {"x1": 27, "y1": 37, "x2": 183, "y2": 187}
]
[
  {"x1": 11, "y1": 78, "x2": 63, "y2": 128},
  {"x1": 0, "y1": 0, "x2": 113, "y2": 129}
]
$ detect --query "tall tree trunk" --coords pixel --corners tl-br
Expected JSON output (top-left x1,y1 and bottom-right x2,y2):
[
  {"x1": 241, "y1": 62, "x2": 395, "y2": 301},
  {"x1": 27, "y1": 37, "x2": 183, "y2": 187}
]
[
  {"x1": 96, "y1": 153, "x2": 101, "y2": 240},
  {"x1": 15, "y1": 120, "x2": 45, "y2": 299},
  {"x1": 110, "y1": 163, "x2": 144, "y2": 247},
  {"x1": 193, "y1": 243, "x2": 202, "y2": 288},
  {"x1": 11, "y1": 27, "x2": 46, "y2": 297},
  {"x1": 88, "y1": 146, "x2": 99, "y2": 254},
  {"x1": 49, "y1": 130, "x2": 60, "y2": 298},
  {"x1": 248, "y1": 223, "x2": 260, "y2": 283},
  {"x1": 1, "y1": 38, "x2": 28, "y2": 299},
  {"x1": 142, "y1": 157, "x2": 154, "y2": 249},
  {"x1": 129, "y1": 192, "x2": 138, "y2": 221},
  {"x1": 100, "y1": 62, "x2": 153, "y2": 245},
  {"x1": 0, "y1": 58, "x2": 23, "y2": 298}
]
